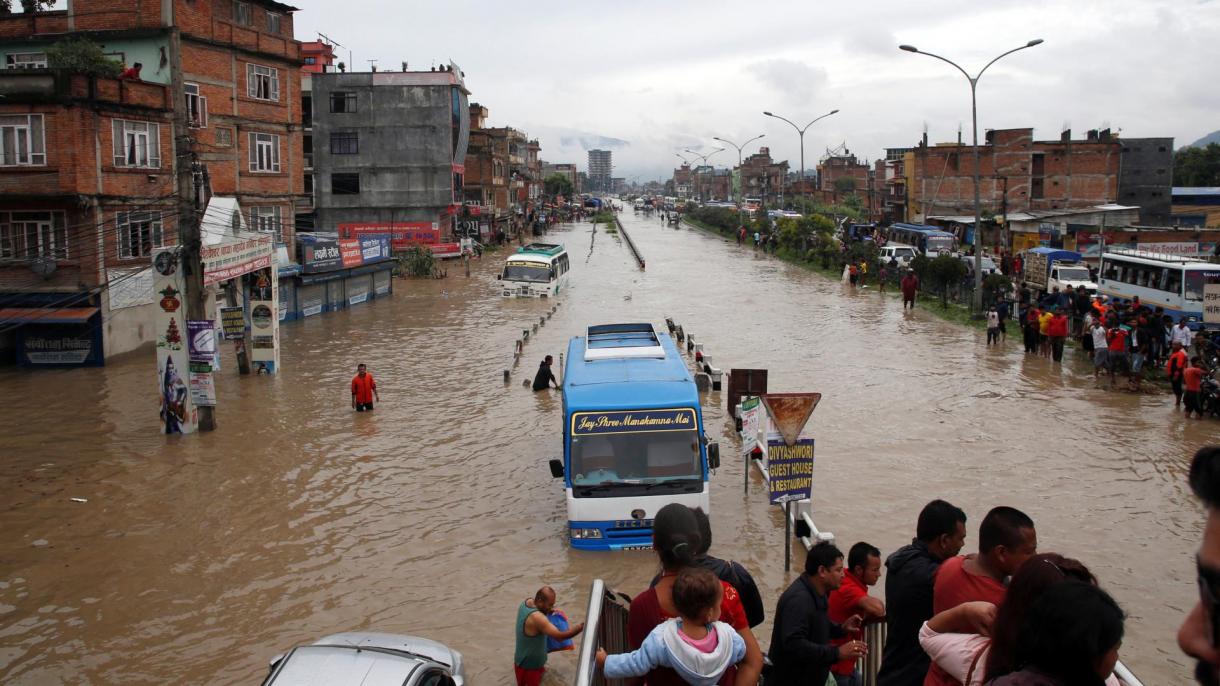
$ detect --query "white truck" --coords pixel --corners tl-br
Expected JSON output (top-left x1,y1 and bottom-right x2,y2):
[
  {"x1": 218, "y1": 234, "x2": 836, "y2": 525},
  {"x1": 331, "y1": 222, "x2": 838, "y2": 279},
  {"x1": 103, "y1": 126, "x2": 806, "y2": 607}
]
[{"x1": 1022, "y1": 248, "x2": 1097, "y2": 298}]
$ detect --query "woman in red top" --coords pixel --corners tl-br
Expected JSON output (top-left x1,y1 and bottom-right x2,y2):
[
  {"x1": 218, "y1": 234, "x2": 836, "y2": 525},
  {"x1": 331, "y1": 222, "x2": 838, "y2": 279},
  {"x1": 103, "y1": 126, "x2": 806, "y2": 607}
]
[{"x1": 625, "y1": 504, "x2": 763, "y2": 686}]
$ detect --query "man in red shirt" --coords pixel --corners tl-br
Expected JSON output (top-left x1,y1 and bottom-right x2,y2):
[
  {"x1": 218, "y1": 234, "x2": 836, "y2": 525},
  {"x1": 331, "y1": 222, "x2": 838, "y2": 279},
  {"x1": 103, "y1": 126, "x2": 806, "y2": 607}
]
[
  {"x1": 1185, "y1": 356, "x2": 1206, "y2": 419},
  {"x1": 1106, "y1": 324, "x2": 1130, "y2": 388},
  {"x1": 1047, "y1": 308, "x2": 1069, "y2": 362},
  {"x1": 351, "y1": 363, "x2": 379, "y2": 412},
  {"x1": 829, "y1": 542, "x2": 886, "y2": 686},
  {"x1": 901, "y1": 270, "x2": 919, "y2": 310},
  {"x1": 926, "y1": 507, "x2": 1037, "y2": 686},
  {"x1": 1168, "y1": 342, "x2": 1189, "y2": 408}
]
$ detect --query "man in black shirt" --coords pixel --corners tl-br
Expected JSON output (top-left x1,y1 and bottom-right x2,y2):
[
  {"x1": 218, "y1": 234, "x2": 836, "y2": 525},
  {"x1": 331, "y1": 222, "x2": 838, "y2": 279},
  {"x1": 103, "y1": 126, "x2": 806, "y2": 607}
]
[
  {"x1": 876, "y1": 499, "x2": 968, "y2": 686},
  {"x1": 769, "y1": 542, "x2": 864, "y2": 686},
  {"x1": 532, "y1": 355, "x2": 558, "y2": 391}
]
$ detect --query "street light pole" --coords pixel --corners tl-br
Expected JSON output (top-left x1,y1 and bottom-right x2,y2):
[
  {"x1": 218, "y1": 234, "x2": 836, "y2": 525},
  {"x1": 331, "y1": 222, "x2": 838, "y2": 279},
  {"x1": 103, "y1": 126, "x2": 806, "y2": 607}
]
[
  {"x1": 684, "y1": 148, "x2": 725, "y2": 202},
  {"x1": 713, "y1": 134, "x2": 765, "y2": 210},
  {"x1": 763, "y1": 109, "x2": 839, "y2": 201},
  {"x1": 899, "y1": 39, "x2": 1043, "y2": 312}
]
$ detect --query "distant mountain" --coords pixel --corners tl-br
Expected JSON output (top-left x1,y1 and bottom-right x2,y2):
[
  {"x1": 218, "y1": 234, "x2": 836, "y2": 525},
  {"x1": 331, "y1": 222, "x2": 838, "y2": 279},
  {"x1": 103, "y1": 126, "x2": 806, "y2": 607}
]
[{"x1": 1185, "y1": 130, "x2": 1220, "y2": 148}]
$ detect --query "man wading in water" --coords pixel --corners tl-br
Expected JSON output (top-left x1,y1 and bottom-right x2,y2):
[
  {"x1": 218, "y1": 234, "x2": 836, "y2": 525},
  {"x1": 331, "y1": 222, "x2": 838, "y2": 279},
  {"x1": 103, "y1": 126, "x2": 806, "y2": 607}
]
[
  {"x1": 533, "y1": 355, "x2": 559, "y2": 391},
  {"x1": 514, "y1": 586, "x2": 584, "y2": 685}
]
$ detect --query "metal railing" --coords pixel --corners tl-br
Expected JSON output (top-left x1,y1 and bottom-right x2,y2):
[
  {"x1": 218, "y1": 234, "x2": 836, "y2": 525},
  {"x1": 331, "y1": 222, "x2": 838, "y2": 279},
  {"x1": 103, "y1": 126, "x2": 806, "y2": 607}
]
[{"x1": 574, "y1": 579, "x2": 632, "y2": 686}]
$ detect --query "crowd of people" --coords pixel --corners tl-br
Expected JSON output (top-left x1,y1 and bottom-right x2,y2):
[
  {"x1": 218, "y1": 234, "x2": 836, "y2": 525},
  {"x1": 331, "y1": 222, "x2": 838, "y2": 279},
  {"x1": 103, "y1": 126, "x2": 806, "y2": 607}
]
[{"x1": 512, "y1": 447, "x2": 1220, "y2": 686}]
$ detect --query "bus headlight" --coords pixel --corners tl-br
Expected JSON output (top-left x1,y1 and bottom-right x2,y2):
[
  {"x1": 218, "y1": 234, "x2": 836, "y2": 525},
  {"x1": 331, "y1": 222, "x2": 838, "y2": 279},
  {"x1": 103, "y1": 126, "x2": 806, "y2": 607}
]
[{"x1": 571, "y1": 528, "x2": 602, "y2": 539}]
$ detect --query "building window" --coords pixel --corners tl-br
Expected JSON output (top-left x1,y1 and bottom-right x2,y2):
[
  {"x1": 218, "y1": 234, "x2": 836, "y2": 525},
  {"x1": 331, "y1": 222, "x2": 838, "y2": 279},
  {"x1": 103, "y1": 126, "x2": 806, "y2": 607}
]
[
  {"x1": 329, "y1": 91, "x2": 356, "y2": 113},
  {"x1": 246, "y1": 63, "x2": 280, "y2": 101},
  {"x1": 5, "y1": 52, "x2": 47, "y2": 69},
  {"x1": 303, "y1": 134, "x2": 312, "y2": 169},
  {"x1": 233, "y1": 0, "x2": 252, "y2": 25},
  {"x1": 265, "y1": 11, "x2": 282, "y2": 33},
  {"x1": 111, "y1": 119, "x2": 161, "y2": 168},
  {"x1": 301, "y1": 95, "x2": 312, "y2": 128},
  {"x1": 0, "y1": 114, "x2": 46, "y2": 166},
  {"x1": 304, "y1": 173, "x2": 313, "y2": 196},
  {"x1": 215, "y1": 127, "x2": 233, "y2": 147},
  {"x1": 0, "y1": 211, "x2": 67, "y2": 260},
  {"x1": 331, "y1": 173, "x2": 360, "y2": 195},
  {"x1": 249, "y1": 206, "x2": 282, "y2": 239},
  {"x1": 304, "y1": 56, "x2": 316, "y2": 65},
  {"x1": 330, "y1": 131, "x2": 358, "y2": 155},
  {"x1": 117, "y1": 211, "x2": 163, "y2": 259},
  {"x1": 248, "y1": 132, "x2": 281, "y2": 172},
  {"x1": 184, "y1": 83, "x2": 207, "y2": 128}
]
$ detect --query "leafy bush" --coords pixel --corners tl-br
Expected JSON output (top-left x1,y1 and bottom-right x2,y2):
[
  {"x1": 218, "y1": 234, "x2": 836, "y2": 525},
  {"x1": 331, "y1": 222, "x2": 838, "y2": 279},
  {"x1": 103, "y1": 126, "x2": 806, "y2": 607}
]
[
  {"x1": 398, "y1": 245, "x2": 436, "y2": 277},
  {"x1": 47, "y1": 37, "x2": 123, "y2": 78},
  {"x1": 926, "y1": 254, "x2": 969, "y2": 307}
]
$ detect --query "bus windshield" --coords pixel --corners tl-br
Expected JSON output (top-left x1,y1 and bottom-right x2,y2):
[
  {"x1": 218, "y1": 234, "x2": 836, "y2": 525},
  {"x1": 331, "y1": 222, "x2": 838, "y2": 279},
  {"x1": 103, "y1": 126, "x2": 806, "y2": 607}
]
[
  {"x1": 1185, "y1": 270, "x2": 1220, "y2": 301},
  {"x1": 503, "y1": 261, "x2": 551, "y2": 283},
  {"x1": 927, "y1": 236, "x2": 954, "y2": 253},
  {"x1": 570, "y1": 430, "x2": 701, "y2": 490}
]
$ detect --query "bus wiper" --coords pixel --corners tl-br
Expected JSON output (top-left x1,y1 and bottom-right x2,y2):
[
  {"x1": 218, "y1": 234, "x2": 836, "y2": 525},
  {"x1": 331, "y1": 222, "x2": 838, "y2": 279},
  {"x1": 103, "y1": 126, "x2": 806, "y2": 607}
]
[
  {"x1": 642, "y1": 480, "x2": 697, "y2": 491},
  {"x1": 575, "y1": 484, "x2": 618, "y2": 495}
]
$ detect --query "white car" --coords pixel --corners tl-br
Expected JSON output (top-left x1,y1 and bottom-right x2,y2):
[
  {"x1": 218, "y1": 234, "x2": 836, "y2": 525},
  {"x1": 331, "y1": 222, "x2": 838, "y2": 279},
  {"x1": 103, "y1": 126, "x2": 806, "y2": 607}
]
[
  {"x1": 261, "y1": 632, "x2": 465, "y2": 686},
  {"x1": 880, "y1": 243, "x2": 918, "y2": 267}
]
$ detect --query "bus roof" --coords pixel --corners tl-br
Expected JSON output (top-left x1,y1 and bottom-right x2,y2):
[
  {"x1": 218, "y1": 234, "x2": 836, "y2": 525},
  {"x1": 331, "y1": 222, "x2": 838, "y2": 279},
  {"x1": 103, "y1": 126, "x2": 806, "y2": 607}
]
[
  {"x1": 518, "y1": 243, "x2": 565, "y2": 256},
  {"x1": 563, "y1": 324, "x2": 698, "y2": 412},
  {"x1": 1102, "y1": 250, "x2": 1214, "y2": 266},
  {"x1": 891, "y1": 223, "x2": 956, "y2": 238}
]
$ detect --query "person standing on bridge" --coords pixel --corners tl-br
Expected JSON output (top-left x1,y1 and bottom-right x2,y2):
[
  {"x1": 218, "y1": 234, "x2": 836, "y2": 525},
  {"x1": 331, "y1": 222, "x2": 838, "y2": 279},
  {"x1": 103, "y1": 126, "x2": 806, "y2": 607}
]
[
  {"x1": 351, "y1": 363, "x2": 379, "y2": 412},
  {"x1": 513, "y1": 586, "x2": 584, "y2": 686},
  {"x1": 877, "y1": 499, "x2": 967, "y2": 686},
  {"x1": 829, "y1": 542, "x2": 887, "y2": 686},
  {"x1": 1179, "y1": 446, "x2": 1220, "y2": 685},
  {"x1": 532, "y1": 355, "x2": 559, "y2": 391}
]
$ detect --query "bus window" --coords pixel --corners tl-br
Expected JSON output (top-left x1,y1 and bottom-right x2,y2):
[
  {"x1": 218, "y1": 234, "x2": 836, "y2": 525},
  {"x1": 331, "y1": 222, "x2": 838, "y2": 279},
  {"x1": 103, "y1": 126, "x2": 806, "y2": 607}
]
[
  {"x1": 1186, "y1": 270, "x2": 1220, "y2": 301},
  {"x1": 1166, "y1": 269, "x2": 1183, "y2": 296}
]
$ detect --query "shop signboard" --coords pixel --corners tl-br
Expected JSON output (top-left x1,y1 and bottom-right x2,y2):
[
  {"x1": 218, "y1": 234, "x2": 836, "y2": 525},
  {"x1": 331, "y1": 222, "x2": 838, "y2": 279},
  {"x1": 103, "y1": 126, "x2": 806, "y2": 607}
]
[
  {"x1": 202, "y1": 235, "x2": 274, "y2": 286},
  {"x1": 339, "y1": 222, "x2": 438, "y2": 250},
  {"x1": 152, "y1": 247, "x2": 197, "y2": 434},
  {"x1": 21, "y1": 326, "x2": 97, "y2": 365},
  {"x1": 220, "y1": 306, "x2": 245, "y2": 338},
  {"x1": 1205, "y1": 284, "x2": 1220, "y2": 325},
  {"x1": 248, "y1": 266, "x2": 280, "y2": 374},
  {"x1": 740, "y1": 396, "x2": 761, "y2": 454},
  {"x1": 766, "y1": 438, "x2": 814, "y2": 504},
  {"x1": 301, "y1": 238, "x2": 343, "y2": 273}
]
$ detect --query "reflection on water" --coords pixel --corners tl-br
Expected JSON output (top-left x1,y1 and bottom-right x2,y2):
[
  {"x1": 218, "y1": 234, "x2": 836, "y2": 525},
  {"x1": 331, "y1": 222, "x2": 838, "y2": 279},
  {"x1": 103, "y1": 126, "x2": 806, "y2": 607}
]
[{"x1": 0, "y1": 214, "x2": 1209, "y2": 684}]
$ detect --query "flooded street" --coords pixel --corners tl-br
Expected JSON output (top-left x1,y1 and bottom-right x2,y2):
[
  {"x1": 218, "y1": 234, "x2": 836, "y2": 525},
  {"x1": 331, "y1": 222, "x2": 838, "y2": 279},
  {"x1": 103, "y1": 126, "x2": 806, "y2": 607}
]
[{"x1": 0, "y1": 211, "x2": 1213, "y2": 684}]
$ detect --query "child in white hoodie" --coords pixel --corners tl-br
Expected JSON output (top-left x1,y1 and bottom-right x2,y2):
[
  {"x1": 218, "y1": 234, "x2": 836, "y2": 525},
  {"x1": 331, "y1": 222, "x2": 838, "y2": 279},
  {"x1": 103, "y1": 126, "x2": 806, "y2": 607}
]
[{"x1": 596, "y1": 567, "x2": 746, "y2": 686}]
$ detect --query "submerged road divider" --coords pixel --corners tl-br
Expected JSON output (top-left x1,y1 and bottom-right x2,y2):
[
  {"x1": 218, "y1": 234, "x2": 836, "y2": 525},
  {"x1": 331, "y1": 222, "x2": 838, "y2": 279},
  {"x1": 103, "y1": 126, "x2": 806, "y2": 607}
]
[{"x1": 614, "y1": 215, "x2": 646, "y2": 270}]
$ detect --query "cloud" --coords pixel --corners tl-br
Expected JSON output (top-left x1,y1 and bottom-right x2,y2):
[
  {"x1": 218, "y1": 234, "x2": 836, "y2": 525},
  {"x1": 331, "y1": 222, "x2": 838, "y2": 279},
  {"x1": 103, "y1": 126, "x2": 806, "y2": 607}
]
[{"x1": 748, "y1": 59, "x2": 829, "y2": 105}]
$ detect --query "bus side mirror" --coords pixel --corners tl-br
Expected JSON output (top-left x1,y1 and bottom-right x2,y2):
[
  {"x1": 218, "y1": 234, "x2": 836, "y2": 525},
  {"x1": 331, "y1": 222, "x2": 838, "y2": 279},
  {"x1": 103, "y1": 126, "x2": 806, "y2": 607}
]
[
  {"x1": 707, "y1": 443, "x2": 720, "y2": 470},
  {"x1": 549, "y1": 459, "x2": 564, "y2": 479}
]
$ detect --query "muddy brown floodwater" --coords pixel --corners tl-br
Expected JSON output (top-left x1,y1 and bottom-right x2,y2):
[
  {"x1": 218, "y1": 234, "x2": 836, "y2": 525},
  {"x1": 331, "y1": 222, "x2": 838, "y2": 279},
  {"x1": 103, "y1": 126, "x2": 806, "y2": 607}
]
[{"x1": 0, "y1": 211, "x2": 1213, "y2": 684}]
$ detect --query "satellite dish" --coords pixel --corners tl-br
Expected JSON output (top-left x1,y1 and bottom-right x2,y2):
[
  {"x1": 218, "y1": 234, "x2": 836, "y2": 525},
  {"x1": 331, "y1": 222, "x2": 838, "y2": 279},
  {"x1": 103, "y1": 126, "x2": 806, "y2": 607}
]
[{"x1": 29, "y1": 256, "x2": 56, "y2": 277}]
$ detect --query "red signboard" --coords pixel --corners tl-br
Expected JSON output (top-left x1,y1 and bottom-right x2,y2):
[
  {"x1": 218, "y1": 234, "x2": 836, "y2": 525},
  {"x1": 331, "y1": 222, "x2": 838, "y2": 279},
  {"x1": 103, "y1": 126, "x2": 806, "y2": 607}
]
[
  {"x1": 338, "y1": 238, "x2": 363, "y2": 267},
  {"x1": 429, "y1": 243, "x2": 462, "y2": 259},
  {"x1": 338, "y1": 222, "x2": 438, "y2": 250}
]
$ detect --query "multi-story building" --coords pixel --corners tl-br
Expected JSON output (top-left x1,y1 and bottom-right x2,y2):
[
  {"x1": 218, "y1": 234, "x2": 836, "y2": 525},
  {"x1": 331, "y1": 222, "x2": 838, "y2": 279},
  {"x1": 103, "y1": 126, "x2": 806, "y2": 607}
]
[
  {"x1": 588, "y1": 149, "x2": 612, "y2": 193},
  {"x1": 541, "y1": 162, "x2": 579, "y2": 196},
  {"x1": 740, "y1": 147, "x2": 789, "y2": 205},
  {"x1": 817, "y1": 147, "x2": 871, "y2": 194},
  {"x1": 312, "y1": 64, "x2": 470, "y2": 246},
  {"x1": 464, "y1": 103, "x2": 510, "y2": 235},
  {"x1": 908, "y1": 128, "x2": 1172, "y2": 225},
  {"x1": 881, "y1": 147, "x2": 914, "y2": 223},
  {"x1": 0, "y1": 0, "x2": 303, "y2": 366},
  {"x1": 672, "y1": 164, "x2": 692, "y2": 198},
  {"x1": 300, "y1": 39, "x2": 335, "y2": 74}
]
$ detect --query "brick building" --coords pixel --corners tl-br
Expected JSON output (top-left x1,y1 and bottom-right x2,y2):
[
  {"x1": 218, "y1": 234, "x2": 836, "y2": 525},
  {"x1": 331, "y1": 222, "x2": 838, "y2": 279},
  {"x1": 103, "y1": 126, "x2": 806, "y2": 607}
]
[
  {"x1": 672, "y1": 163, "x2": 692, "y2": 198},
  {"x1": 909, "y1": 128, "x2": 1172, "y2": 226},
  {"x1": 739, "y1": 147, "x2": 788, "y2": 205},
  {"x1": 817, "y1": 148, "x2": 871, "y2": 194},
  {"x1": 300, "y1": 39, "x2": 334, "y2": 74},
  {"x1": 464, "y1": 104, "x2": 509, "y2": 224},
  {"x1": 0, "y1": 0, "x2": 303, "y2": 366}
]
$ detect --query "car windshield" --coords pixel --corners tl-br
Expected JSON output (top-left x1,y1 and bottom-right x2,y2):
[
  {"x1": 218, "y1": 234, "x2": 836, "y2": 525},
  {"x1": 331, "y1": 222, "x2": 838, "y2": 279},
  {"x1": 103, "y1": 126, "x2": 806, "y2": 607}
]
[
  {"x1": 503, "y1": 261, "x2": 550, "y2": 283},
  {"x1": 895, "y1": 248, "x2": 915, "y2": 258},
  {"x1": 570, "y1": 430, "x2": 700, "y2": 489},
  {"x1": 1058, "y1": 267, "x2": 1091, "y2": 281}
]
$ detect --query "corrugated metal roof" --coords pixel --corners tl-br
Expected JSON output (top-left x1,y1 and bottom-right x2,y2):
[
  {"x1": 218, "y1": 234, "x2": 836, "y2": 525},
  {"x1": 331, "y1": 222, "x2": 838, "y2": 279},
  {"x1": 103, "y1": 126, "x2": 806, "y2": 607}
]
[{"x1": 1173, "y1": 187, "x2": 1220, "y2": 197}]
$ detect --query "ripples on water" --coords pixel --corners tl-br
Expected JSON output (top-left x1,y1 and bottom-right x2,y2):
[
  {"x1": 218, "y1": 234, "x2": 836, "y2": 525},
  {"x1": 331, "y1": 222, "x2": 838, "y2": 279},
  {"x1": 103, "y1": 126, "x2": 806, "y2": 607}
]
[{"x1": 0, "y1": 214, "x2": 1211, "y2": 683}]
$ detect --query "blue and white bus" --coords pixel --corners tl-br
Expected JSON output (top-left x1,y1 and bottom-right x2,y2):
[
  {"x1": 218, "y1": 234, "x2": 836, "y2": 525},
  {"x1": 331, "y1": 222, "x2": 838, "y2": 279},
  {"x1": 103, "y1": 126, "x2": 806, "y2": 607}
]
[
  {"x1": 885, "y1": 223, "x2": 957, "y2": 255},
  {"x1": 1099, "y1": 250, "x2": 1220, "y2": 326},
  {"x1": 549, "y1": 323, "x2": 720, "y2": 550}
]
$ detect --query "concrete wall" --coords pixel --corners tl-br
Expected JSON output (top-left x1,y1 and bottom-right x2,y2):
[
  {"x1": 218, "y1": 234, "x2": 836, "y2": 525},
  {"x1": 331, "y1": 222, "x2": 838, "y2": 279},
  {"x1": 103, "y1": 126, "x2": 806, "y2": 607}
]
[
  {"x1": 1117, "y1": 137, "x2": 1174, "y2": 225},
  {"x1": 312, "y1": 72, "x2": 470, "y2": 234},
  {"x1": 102, "y1": 299, "x2": 155, "y2": 358}
]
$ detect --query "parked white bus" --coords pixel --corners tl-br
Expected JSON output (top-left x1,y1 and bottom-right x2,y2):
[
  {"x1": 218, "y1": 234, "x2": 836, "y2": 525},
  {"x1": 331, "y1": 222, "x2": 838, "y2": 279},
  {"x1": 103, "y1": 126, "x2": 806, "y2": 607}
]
[
  {"x1": 499, "y1": 243, "x2": 570, "y2": 298},
  {"x1": 1098, "y1": 250, "x2": 1220, "y2": 325}
]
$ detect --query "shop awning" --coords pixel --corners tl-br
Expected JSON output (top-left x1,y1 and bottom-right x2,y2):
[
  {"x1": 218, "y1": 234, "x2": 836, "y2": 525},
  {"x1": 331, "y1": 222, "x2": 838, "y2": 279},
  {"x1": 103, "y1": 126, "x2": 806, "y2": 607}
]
[{"x1": 0, "y1": 306, "x2": 98, "y2": 324}]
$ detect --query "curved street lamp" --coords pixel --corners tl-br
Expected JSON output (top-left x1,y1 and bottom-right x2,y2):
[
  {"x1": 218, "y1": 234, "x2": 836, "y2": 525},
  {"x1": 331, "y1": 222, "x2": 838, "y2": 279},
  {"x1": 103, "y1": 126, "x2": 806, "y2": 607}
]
[
  {"x1": 713, "y1": 134, "x2": 765, "y2": 208},
  {"x1": 900, "y1": 39, "x2": 1043, "y2": 312},
  {"x1": 684, "y1": 148, "x2": 726, "y2": 201},
  {"x1": 762, "y1": 109, "x2": 838, "y2": 197}
]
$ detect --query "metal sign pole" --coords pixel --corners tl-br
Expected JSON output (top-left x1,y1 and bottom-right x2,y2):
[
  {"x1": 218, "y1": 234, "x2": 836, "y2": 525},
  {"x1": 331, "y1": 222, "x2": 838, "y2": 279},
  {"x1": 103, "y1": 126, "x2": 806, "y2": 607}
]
[{"x1": 784, "y1": 500, "x2": 792, "y2": 572}]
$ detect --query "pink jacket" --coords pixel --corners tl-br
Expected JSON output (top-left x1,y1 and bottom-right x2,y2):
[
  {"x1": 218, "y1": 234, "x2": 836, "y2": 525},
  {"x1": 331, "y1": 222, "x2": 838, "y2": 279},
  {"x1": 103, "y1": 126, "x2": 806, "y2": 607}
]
[{"x1": 919, "y1": 622, "x2": 1121, "y2": 686}]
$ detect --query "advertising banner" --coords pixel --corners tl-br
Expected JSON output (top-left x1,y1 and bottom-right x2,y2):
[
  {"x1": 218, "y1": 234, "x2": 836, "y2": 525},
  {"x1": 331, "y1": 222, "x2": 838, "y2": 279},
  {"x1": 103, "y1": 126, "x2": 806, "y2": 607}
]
[
  {"x1": 187, "y1": 319, "x2": 216, "y2": 363},
  {"x1": 767, "y1": 438, "x2": 814, "y2": 504},
  {"x1": 189, "y1": 362, "x2": 216, "y2": 407},
  {"x1": 202, "y1": 235, "x2": 274, "y2": 286},
  {"x1": 220, "y1": 306, "x2": 245, "y2": 339},
  {"x1": 247, "y1": 266, "x2": 280, "y2": 374},
  {"x1": 301, "y1": 239, "x2": 343, "y2": 273},
  {"x1": 152, "y1": 247, "x2": 197, "y2": 434},
  {"x1": 571, "y1": 408, "x2": 697, "y2": 436},
  {"x1": 339, "y1": 222, "x2": 438, "y2": 250},
  {"x1": 740, "y1": 396, "x2": 761, "y2": 454},
  {"x1": 1206, "y1": 284, "x2": 1220, "y2": 325}
]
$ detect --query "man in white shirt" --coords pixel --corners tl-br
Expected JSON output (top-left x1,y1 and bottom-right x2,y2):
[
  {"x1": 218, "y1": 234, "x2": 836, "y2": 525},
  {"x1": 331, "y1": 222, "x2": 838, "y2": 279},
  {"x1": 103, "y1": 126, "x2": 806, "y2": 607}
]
[
  {"x1": 1173, "y1": 320, "x2": 1195, "y2": 348},
  {"x1": 1091, "y1": 320, "x2": 1110, "y2": 380}
]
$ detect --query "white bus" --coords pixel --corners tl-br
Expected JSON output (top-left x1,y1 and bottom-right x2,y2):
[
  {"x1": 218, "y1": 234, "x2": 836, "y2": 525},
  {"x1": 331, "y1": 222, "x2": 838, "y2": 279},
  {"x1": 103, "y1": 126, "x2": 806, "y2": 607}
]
[
  {"x1": 498, "y1": 243, "x2": 570, "y2": 298},
  {"x1": 1098, "y1": 250, "x2": 1220, "y2": 325}
]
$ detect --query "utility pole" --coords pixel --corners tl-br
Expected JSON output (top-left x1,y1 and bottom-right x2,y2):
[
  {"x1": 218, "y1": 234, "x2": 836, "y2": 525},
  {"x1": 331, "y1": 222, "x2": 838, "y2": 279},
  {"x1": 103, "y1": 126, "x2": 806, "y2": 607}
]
[{"x1": 169, "y1": 28, "x2": 215, "y2": 431}]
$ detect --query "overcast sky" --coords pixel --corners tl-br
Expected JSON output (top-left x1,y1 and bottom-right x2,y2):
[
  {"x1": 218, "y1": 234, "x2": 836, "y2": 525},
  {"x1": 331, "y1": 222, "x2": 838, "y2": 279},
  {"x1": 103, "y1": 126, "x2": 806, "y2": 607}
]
[{"x1": 296, "y1": 0, "x2": 1219, "y2": 182}]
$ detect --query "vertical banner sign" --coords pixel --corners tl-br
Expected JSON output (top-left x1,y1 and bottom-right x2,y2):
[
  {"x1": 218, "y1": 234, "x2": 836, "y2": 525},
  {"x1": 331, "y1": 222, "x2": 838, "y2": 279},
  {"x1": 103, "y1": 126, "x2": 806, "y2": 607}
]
[
  {"x1": 767, "y1": 439, "x2": 815, "y2": 504},
  {"x1": 220, "y1": 306, "x2": 245, "y2": 339},
  {"x1": 1205, "y1": 284, "x2": 1220, "y2": 325},
  {"x1": 740, "y1": 396, "x2": 761, "y2": 454},
  {"x1": 247, "y1": 266, "x2": 280, "y2": 374},
  {"x1": 152, "y1": 247, "x2": 197, "y2": 434},
  {"x1": 187, "y1": 319, "x2": 217, "y2": 407}
]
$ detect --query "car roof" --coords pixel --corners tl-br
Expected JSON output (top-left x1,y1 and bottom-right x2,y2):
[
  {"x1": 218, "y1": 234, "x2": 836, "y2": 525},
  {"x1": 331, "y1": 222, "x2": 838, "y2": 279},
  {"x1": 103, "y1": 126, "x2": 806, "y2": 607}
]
[{"x1": 269, "y1": 645, "x2": 426, "y2": 685}]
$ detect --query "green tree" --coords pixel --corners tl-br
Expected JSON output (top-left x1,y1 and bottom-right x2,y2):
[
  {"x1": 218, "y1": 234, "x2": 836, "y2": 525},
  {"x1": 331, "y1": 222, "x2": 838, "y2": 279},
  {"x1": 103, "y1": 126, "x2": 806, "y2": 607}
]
[
  {"x1": 983, "y1": 272, "x2": 1014, "y2": 307},
  {"x1": 926, "y1": 254, "x2": 969, "y2": 307},
  {"x1": 543, "y1": 172, "x2": 574, "y2": 199},
  {"x1": 1174, "y1": 143, "x2": 1220, "y2": 186},
  {"x1": 47, "y1": 37, "x2": 122, "y2": 78},
  {"x1": 833, "y1": 176, "x2": 858, "y2": 193},
  {"x1": 0, "y1": 0, "x2": 56, "y2": 14}
]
